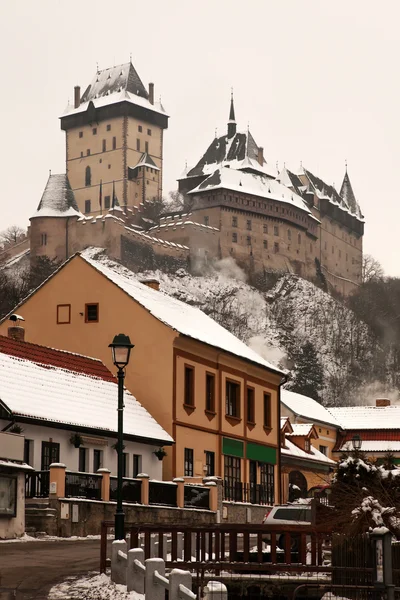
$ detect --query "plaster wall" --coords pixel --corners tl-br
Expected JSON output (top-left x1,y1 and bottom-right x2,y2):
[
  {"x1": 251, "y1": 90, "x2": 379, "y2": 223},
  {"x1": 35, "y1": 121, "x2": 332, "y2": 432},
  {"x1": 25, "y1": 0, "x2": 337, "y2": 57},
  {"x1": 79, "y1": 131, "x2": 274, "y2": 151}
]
[{"x1": 0, "y1": 472, "x2": 25, "y2": 539}]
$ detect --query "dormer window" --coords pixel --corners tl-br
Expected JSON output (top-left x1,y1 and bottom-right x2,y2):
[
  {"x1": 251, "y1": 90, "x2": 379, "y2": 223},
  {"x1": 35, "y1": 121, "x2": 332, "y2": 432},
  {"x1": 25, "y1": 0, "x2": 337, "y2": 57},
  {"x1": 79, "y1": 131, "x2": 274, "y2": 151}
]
[{"x1": 305, "y1": 440, "x2": 310, "y2": 452}]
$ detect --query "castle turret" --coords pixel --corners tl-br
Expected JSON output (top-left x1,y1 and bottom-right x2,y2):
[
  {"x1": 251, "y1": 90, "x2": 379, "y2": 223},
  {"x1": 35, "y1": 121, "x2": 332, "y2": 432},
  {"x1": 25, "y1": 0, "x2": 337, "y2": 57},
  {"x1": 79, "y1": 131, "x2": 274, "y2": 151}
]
[
  {"x1": 339, "y1": 167, "x2": 363, "y2": 219},
  {"x1": 227, "y1": 92, "x2": 236, "y2": 138}
]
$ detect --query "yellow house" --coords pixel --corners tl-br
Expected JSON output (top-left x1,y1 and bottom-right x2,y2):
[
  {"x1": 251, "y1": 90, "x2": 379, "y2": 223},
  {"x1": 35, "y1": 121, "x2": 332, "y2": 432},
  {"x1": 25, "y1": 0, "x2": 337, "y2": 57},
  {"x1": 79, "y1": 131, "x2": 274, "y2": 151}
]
[{"x1": 0, "y1": 249, "x2": 286, "y2": 504}]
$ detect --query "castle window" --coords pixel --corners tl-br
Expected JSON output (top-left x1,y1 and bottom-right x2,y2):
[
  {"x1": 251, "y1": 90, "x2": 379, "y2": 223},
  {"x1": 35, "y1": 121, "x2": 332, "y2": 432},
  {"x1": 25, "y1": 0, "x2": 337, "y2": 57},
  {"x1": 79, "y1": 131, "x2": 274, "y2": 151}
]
[
  {"x1": 79, "y1": 131, "x2": 83, "y2": 138},
  {"x1": 287, "y1": 229, "x2": 291, "y2": 240},
  {"x1": 41, "y1": 233, "x2": 47, "y2": 246},
  {"x1": 138, "y1": 125, "x2": 142, "y2": 132},
  {"x1": 339, "y1": 249, "x2": 341, "y2": 258},
  {"x1": 246, "y1": 235, "x2": 251, "y2": 246},
  {"x1": 263, "y1": 224, "x2": 268, "y2": 234},
  {"x1": 108, "y1": 164, "x2": 111, "y2": 169},
  {"x1": 92, "y1": 128, "x2": 97, "y2": 135},
  {"x1": 145, "y1": 141, "x2": 149, "y2": 153},
  {"x1": 102, "y1": 139, "x2": 106, "y2": 152},
  {"x1": 147, "y1": 129, "x2": 151, "y2": 136},
  {"x1": 204, "y1": 216, "x2": 209, "y2": 226},
  {"x1": 332, "y1": 246, "x2": 334, "y2": 254},
  {"x1": 104, "y1": 196, "x2": 110, "y2": 209},
  {"x1": 274, "y1": 226, "x2": 279, "y2": 236},
  {"x1": 298, "y1": 234, "x2": 301, "y2": 245},
  {"x1": 276, "y1": 207, "x2": 279, "y2": 212},
  {"x1": 232, "y1": 232, "x2": 237, "y2": 243},
  {"x1": 86, "y1": 149, "x2": 91, "y2": 156},
  {"x1": 84, "y1": 199, "x2": 91, "y2": 213},
  {"x1": 263, "y1": 240, "x2": 268, "y2": 249},
  {"x1": 80, "y1": 152, "x2": 83, "y2": 157},
  {"x1": 232, "y1": 216, "x2": 237, "y2": 227},
  {"x1": 274, "y1": 242, "x2": 279, "y2": 253},
  {"x1": 85, "y1": 303, "x2": 99, "y2": 323},
  {"x1": 85, "y1": 166, "x2": 91, "y2": 186},
  {"x1": 107, "y1": 124, "x2": 111, "y2": 131},
  {"x1": 136, "y1": 139, "x2": 140, "y2": 151},
  {"x1": 113, "y1": 137, "x2": 116, "y2": 150},
  {"x1": 246, "y1": 219, "x2": 252, "y2": 231}
]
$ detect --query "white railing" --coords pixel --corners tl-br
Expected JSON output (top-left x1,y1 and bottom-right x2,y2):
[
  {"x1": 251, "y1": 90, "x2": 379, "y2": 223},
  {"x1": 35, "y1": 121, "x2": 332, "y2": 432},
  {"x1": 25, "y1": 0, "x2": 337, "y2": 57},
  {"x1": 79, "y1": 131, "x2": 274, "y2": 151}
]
[{"x1": 111, "y1": 540, "x2": 227, "y2": 599}]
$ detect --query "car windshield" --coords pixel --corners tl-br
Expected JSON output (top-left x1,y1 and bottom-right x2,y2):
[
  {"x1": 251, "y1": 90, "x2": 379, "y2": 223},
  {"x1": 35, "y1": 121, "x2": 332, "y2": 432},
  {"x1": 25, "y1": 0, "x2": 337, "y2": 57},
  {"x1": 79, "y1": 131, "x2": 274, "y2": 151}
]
[{"x1": 273, "y1": 508, "x2": 311, "y2": 522}]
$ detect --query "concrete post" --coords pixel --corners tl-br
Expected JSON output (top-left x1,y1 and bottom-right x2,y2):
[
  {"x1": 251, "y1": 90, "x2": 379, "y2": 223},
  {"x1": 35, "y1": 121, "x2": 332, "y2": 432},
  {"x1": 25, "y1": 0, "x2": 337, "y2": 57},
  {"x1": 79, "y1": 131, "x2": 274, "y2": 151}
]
[
  {"x1": 203, "y1": 476, "x2": 223, "y2": 520},
  {"x1": 111, "y1": 539, "x2": 127, "y2": 585},
  {"x1": 97, "y1": 468, "x2": 110, "y2": 502},
  {"x1": 169, "y1": 569, "x2": 193, "y2": 600},
  {"x1": 204, "y1": 581, "x2": 228, "y2": 599},
  {"x1": 136, "y1": 473, "x2": 149, "y2": 505},
  {"x1": 145, "y1": 557, "x2": 165, "y2": 600},
  {"x1": 49, "y1": 463, "x2": 66, "y2": 498},
  {"x1": 127, "y1": 548, "x2": 145, "y2": 593},
  {"x1": 205, "y1": 481, "x2": 218, "y2": 511},
  {"x1": 173, "y1": 477, "x2": 185, "y2": 508},
  {"x1": 371, "y1": 529, "x2": 394, "y2": 600}
]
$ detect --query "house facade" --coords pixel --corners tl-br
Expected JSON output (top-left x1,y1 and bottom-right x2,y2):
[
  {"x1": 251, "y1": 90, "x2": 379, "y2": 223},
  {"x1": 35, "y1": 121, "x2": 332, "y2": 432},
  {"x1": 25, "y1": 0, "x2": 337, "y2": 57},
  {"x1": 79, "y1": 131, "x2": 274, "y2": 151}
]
[
  {"x1": 0, "y1": 249, "x2": 286, "y2": 505},
  {"x1": 0, "y1": 334, "x2": 172, "y2": 479}
]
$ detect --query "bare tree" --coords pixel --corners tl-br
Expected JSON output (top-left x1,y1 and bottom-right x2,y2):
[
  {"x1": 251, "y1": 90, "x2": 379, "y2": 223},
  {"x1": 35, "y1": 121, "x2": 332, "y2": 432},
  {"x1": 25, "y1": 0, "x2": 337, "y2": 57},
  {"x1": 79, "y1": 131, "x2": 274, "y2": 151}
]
[
  {"x1": 362, "y1": 254, "x2": 384, "y2": 283},
  {"x1": 0, "y1": 225, "x2": 26, "y2": 246}
]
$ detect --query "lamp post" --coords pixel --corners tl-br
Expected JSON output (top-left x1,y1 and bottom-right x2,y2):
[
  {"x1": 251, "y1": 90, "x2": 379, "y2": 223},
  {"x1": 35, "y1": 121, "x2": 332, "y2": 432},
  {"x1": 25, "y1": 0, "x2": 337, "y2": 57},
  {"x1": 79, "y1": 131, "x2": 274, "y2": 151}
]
[
  {"x1": 352, "y1": 434, "x2": 362, "y2": 451},
  {"x1": 109, "y1": 333, "x2": 134, "y2": 540}
]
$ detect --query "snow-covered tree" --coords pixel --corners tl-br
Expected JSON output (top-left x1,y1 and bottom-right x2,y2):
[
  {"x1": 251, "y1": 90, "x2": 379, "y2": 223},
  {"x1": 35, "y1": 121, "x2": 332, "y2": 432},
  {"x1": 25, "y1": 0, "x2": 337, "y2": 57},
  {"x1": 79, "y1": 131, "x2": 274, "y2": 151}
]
[{"x1": 288, "y1": 341, "x2": 324, "y2": 402}]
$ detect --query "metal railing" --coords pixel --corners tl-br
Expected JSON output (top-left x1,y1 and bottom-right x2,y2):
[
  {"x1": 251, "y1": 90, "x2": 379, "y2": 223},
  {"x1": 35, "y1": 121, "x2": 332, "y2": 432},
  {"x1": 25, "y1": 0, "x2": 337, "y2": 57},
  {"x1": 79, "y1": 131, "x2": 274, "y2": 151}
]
[
  {"x1": 224, "y1": 481, "x2": 272, "y2": 505},
  {"x1": 149, "y1": 480, "x2": 177, "y2": 507},
  {"x1": 110, "y1": 476, "x2": 142, "y2": 504},
  {"x1": 65, "y1": 471, "x2": 102, "y2": 500},
  {"x1": 25, "y1": 470, "x2": 50, "y2": 498},
  {"x1": 184, "y1": 484, "x2": 210, "y2": 510}
]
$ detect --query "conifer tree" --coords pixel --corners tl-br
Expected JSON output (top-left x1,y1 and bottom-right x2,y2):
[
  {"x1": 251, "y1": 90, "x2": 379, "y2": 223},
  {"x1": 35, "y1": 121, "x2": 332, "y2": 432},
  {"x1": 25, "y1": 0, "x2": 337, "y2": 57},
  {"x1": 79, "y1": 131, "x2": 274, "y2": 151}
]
[{"x1": 289, "y1": 341, "x2": 324, "y2": 402}]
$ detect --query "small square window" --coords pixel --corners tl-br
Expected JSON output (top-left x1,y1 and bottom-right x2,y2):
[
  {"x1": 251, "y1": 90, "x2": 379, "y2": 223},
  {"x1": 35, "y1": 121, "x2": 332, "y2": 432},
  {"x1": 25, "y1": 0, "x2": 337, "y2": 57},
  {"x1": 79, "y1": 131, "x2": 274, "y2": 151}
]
[
  {"x1": 232, "y1": 232, "x2": 237, "y2": 243},
  {"x1": 92, "y1": 128, "x2": 97, "y2": 135},
  {"x1": 84, "y1": 199, "x2": 91, "y2": 213},
  {"x1": 57, "y1": 304, "x2": 71, "y2": 325},
  {"x1": 106, "y1": 124, "x2": 111, "y2": 131},
  {"x1": 79, "y1": 131, "x2": 83, "y2": 138},
  {"x1": 147, "y1": 128, "x2": 151, "y2": 136},
  {"x1": 138, "y1": 125, "x2": 142, "y2": 132},
  {"x1": 232, "y1": 216, "x2": 238, "y2": 227},
  {"x1": 246, "y1": 219, "x2": 252, "y2": 231},
  {"x1": 85, "y1": 303, "x2": 99, "y2": 323},
  {"x1": 86, "y1": 149, "x2": 91, "y2": 156},
  {"x1": 263, "y1": 224, "x2": 268, "y2": 234}
]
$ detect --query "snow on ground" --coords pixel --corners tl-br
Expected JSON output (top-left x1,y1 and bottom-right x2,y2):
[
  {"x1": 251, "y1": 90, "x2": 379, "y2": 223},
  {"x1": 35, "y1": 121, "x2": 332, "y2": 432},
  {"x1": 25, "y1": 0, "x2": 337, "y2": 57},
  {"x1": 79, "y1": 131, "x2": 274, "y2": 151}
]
[
  {"x1": 0, "y1": 533, "x2": 113, "y2": 543},
  {"x1": 48, "y1": 573, "x2": 144, "y2": 600}
]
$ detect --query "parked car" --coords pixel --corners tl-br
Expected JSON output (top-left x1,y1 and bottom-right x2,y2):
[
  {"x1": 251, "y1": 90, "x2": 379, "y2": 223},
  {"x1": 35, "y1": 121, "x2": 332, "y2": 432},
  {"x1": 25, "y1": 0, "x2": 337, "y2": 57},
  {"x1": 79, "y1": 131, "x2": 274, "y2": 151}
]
[{"x1": 262, "y1": 503, "x2": 312, "y2": 550}]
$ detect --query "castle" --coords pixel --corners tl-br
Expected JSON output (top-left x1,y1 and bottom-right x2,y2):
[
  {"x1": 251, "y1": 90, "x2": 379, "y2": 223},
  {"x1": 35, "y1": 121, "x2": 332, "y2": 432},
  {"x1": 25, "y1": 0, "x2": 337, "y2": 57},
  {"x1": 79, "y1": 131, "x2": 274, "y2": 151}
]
[{"x1": 27, "y1": 61, "x2": 364, "y2": 295}]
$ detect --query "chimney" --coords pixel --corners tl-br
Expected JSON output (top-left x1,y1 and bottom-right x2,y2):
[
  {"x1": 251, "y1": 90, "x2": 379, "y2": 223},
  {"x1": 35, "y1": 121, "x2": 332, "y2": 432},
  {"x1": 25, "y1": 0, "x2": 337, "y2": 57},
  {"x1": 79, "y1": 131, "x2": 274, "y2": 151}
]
[
  {"x1": 257, "y1": 147, "x2": 264, "y2": 166},
  {"x1": 74, "y1": 85, "x2": 81, "y2": 109},
  {"x1": 8, "y1": 326, "x2": 25, "y2": 342},
  {"x1": 148, "y1": 82, "x2": 154, "y2": 105},
  {"x1": 376, "y1": 398, "x2": 390, "y2": 407},
  {"x1": 140, "y1": 278, "x2": 159, "y2": 291}
]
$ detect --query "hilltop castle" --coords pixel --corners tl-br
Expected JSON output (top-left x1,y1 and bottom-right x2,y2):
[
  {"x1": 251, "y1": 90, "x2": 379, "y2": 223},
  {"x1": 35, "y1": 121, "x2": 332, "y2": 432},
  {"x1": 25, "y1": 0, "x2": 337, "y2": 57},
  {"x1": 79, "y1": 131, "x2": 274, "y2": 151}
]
[{"x1": 28, "y1": 61, "x2": 364, "y2": 295}]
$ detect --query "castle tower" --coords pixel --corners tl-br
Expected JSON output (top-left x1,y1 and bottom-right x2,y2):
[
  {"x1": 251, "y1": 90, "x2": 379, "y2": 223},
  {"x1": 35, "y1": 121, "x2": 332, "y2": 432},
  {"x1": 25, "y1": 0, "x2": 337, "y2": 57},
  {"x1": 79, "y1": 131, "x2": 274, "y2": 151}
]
[
  {"x1": 60, "y1": 63, "x2": 169, "y2": 217},
  {"x1": 227, "y1": 92, "x2": 237, "y2": 138}
]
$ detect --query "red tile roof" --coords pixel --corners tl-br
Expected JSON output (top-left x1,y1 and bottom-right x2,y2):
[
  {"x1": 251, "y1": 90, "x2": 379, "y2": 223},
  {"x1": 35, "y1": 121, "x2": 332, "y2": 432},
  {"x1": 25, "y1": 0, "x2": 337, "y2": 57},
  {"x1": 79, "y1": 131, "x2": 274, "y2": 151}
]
[
  {"x1": 0, "y1": 335, "x2": 116, "y2": 382},
  {"x1": 333, "y1": 430, "x2": 400, "y2": 451}
]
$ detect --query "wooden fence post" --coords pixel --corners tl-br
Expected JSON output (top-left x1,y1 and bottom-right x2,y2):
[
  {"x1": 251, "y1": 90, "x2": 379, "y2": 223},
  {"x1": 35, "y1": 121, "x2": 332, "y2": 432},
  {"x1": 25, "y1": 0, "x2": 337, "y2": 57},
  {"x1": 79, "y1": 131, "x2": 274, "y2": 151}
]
[
  {"x1": 111, "y1": 540, "x2": 127, "y2": 585},
  {"x1": 145, "y1": 557, "x2": 165, "y2": 600},
  {"x1": 127, "y1": 548, "x2": 145, "y2": 593}
]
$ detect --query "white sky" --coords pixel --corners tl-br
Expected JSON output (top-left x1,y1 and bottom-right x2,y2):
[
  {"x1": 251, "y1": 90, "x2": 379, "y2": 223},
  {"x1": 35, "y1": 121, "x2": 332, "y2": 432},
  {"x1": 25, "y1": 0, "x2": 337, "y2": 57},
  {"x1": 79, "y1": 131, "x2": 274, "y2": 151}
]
[{"x1": 1, "y1": 0, "x2": 399, "y2": 274}]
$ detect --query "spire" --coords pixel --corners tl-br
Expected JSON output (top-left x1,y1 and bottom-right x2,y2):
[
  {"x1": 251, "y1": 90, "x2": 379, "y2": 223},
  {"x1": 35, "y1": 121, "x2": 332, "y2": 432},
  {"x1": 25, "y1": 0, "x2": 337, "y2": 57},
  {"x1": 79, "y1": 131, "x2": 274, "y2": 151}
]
[
  {"x1": 227, "y1": 89, "x2": 237, "y2": 138},
  {"x1": 339, "y1": 168, "x2": 359, "y2": 215}
]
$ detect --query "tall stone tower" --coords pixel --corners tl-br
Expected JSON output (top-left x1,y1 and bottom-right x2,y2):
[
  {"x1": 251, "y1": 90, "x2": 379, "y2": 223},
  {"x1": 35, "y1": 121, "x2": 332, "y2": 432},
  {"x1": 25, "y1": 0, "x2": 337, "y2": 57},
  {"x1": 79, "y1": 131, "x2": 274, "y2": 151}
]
[{"x1": 60, "y1": 63, "x2": 169, "y2": 217}]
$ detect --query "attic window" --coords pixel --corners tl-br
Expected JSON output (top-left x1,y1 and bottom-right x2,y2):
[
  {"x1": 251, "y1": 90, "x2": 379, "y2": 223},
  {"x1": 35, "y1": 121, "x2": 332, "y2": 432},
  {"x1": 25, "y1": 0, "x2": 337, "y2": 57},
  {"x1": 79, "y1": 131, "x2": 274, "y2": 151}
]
[
  {"x1": 107, "y1": 124, "x2": 111, "y2": 131},
  {"x1": 79, "y1": 131, "x2": 83, "y2": 138},
  {"x1": 92, "y1": 128, "x2": 97, "y2": 135},
  {"x1": 85, "y1": 303, "x2": 99, "y2": 323},
  {"x1": 305, "y1": 440, "x2": 311, "y2": 452}
]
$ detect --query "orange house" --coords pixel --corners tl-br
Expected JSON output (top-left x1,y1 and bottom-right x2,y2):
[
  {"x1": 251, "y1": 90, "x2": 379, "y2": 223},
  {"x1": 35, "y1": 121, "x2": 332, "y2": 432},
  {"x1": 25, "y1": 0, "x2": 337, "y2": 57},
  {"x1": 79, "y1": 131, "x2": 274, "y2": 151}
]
[{"x1": 0, "y1": 249, "x2": 286, "y2": 505}]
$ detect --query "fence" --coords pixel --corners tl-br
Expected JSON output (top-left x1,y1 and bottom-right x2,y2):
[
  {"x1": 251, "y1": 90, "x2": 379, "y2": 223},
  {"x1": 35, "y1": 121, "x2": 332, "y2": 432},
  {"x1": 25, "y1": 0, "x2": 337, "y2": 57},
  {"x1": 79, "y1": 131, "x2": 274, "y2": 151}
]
[
  {"x1": 149, "y1": 480, "x2": 177, "y2": 507},
  {"x1": 110, "y1": 476, "x2": 141, "y2": 504},
  {"x1": 25, "y1": 470, "x2": 49, "y2": 498},
  {"x1": 65, "y1": 472, "x2": 102, "y2": 500},
  {"x1": 111, "y1": 540, "x2": 227, "y2": 599},
  {"x1": 223, "y1": 481, "x2": 272, "y2": 505},
  {"x1": 184, "y1": 484, "x2": 210, "y2": 509}
]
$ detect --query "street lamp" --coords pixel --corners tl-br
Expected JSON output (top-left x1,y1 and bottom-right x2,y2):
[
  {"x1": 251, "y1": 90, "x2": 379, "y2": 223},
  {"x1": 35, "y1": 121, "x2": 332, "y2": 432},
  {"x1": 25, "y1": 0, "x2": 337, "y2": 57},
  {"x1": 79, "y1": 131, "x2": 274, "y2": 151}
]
[
  {"x1": 352, "y1": 434, "x2": 362, "y2": 451},
  {"x1": 109, "y1": 333, "x2": 134, "y2": 540}
]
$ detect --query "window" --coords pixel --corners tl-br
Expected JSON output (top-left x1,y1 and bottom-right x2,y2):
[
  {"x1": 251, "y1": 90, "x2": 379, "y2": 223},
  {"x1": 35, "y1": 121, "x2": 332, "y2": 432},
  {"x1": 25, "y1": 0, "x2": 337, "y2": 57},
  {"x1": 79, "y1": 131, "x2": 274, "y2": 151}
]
[
  {"x1": 184, "y1": 366, "x2": 195, "y2": 406},
  {"x1": 79, "y1": 447, "x2": 87, "y2": 472},
  {"x1": 113, "y1": 136, "x2": 116, "y2": 150},
  {"x1": 246, "y1": 219, "x2": 252, "y2": 231},
  {"x1": 136, "y1": 139, "x2": 140, "y2": 151},
  {"x1": 92, "y1": 128, "x2": 97, "y2": 135},
  {"x1": 85, "y1": 166, "x2": 91, "y2": 187},
  {"x1": 260, "y1": 463, "x2": 274, "y2": 505},
  {"x1": 93, "y1": 449, "x2": 103, "y2": 472},
  {"x1": 274, "y1": 242, "x2": 279, "y2": 253},
  {"x1": 133, "y1": 454, "x2": 142, "y2": 477},
  {"x1": 41, "y1": 233, "x2": 47, "y2": 246},
  {"x1": 79, "y1": 131, "x2": 83, "y2": 138},
  {"x1": 24, "y1": 439, "x2": 33, "y2": 466},
  {"x1": 107, "y1": 124, "x2": 111, "y2": 131},
  {"x1": 104, "y1": 195, "x2": 110, "y2": 209},
  {"x1": 232, "y1": 232, "x2": 237, "y2": 243},
  {"x1": 206, "y1": 373, "x2": 215, "y2": 412},
  {"x1": 226, "y1": 380, "x2": 240, "y2": 418},
  {"x1": 339, "y1": 249, "x2": 341, "y2": 258},
  {"x1": 332, "y1": 246, "x2": 334, "y2": 254},
  {"x1": 247, "y1": 387, "x2": 255, "y2": 423},
  {"x1": 232, "y1": 216, "x2": 238, "y2": 227},
  {"x1": 138, "y1": 125, "x2": 142, "y2": 132},
  {"x1": 205, "y1": 451, "x2": 215, "y2": 476},
  {"x1": 145, "y1": 141, "x2": 149, "y2": 153},
  {"x1": 204, "y1": 216, "x2": 209, "y2": 226},
  {"x1": 57, "y1": 304, "x2": 71, "y2": 324},
  {"x1": 305, "y1": 440, "x2": 310, "y2": 452},
  {"x1": 263, "y1": 224, "x2": 268, "y2": 234},
  {"x1": 287, "y1": 229, "x2": 291, "y2": 240},
  {"x1": 84, "y1": 199, "x2": 91, "y2": 214},
  {"x1": 147, "y1": 128, "x2": 152, "y2": 136},
  {"x1": 184, "y1": 448, "x2": 194, "y2": 476},
  {"x1": 224, "y1": 456, "x2": 241, "y2": 501},
  {"x1": 263, "y1": 240, "x2": 268, "y2": 250},
  {"x1": 123, "y1": 453, "x2": 129, "y2": 477},
  {"x1": 0, "y1": 475, "x2": 17, "y2": 517},
  {"x1": 41, "y1": 441, "x2": 60, "y2": 470},
  {"x1": 85, "y1": 303, "x2": 99, "y2": 323},
  {"x1": 298, "y1": 234, "x2": 301, "y2": 245},
  {"x1": 274, "y1": 226, "x2": 279, "y2": 236},
  {"x1": 319, "y1": 445, "x2": 328, "y2": 456},
  {"x1": 325, "y1": 242, "x2": 327, "y2": 251},
  {"x1": 102, "y1": 139, "x2": 106, "y2": 152},
  {"x1": 246, "y1": 235, "x2": 251, "y2": 246},
  {"x1": 263, "y1": 393, "x2": 271, "y2": 428}
]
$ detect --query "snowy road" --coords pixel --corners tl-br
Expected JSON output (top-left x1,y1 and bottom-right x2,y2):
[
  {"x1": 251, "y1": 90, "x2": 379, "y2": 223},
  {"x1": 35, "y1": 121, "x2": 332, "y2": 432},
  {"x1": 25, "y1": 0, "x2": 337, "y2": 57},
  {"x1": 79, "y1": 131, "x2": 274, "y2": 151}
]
[{"x1": 0, "y1": 539, "x2": 103, "y2": 600}]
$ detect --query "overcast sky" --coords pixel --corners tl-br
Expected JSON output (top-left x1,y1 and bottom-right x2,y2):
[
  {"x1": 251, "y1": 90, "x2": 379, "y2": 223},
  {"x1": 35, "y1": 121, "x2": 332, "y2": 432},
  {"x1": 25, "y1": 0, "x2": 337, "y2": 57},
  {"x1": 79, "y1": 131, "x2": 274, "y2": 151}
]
[{"x1": 1, "y1": 1, "x2": 398, "y2": 274}]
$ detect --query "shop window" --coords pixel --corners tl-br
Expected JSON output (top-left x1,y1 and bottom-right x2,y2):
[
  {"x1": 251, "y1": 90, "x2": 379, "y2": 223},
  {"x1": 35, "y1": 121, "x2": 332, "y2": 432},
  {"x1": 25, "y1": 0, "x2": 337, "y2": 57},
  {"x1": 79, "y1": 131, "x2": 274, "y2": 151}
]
[
  {"x1": 224, "y1": 455, "x2": 241, "y2": 501},
  {"x1": 260, "y1": 463, "x2": 274, "y2": 505}
]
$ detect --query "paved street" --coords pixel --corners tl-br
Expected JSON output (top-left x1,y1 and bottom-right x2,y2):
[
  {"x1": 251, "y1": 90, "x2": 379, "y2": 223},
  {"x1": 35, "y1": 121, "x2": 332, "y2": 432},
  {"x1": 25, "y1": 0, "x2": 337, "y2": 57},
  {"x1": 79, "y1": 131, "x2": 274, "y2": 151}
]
[{"x1": 0, "y1": 539, "x2": 103, "y2": 600}]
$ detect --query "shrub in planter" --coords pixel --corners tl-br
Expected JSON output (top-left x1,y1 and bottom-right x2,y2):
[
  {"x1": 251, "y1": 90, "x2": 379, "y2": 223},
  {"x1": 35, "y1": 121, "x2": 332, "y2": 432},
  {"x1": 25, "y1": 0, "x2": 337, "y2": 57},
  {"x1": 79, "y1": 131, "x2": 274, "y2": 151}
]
[
  {"x1": 153, "y1": 448, "x2": 167, "y2": 461},
  {"x1": 70, "y1": 433, "x2": 83, "y2": 448}
]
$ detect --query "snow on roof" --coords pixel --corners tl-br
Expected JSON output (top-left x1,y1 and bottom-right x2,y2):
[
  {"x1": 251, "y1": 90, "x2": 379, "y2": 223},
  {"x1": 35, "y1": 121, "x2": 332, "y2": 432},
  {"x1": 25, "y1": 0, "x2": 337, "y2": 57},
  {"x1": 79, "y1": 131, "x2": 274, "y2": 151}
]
[
  {"x1": 281, "y1": 389, "x2": 340, "y2": 427},
  {"x1": 330, "y1": 405, "x2": 400, "y2": 430},
  {"x1": 63, "y1": 89, "x2": 166, "y2": 119},
  {"x1": 81, "y1": 249, "x2": 284, "y2": 375},
  {"x1": 31, "y1": 174, "x2": 83, "y2": 219},
  {"x1": 188, "y1": 167, "x2": 313, "y2": 216},
  {"x1": 282, "y1": 437, "x2": 335, "y2": 465},
  {"x1": 0, "y1": 460, "x2": 33, "y2": 471},
  {"x1": 286, "y1": 423, "x2": 315, "y2": 437},
  {"x1": 339, "y1": 440, "x2": 400, "y2": 453},
  {"x1": 0, "y1": 338, "x2": 172, "y2": 444}
]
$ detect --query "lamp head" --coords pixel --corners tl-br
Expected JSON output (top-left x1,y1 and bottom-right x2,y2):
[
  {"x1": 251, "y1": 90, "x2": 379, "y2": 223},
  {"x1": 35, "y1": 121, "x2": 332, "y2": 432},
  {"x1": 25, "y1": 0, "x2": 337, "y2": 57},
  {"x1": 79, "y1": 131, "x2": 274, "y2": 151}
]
[{"x1": 109, "y1": 333, "x2": 134, "y2": 369}]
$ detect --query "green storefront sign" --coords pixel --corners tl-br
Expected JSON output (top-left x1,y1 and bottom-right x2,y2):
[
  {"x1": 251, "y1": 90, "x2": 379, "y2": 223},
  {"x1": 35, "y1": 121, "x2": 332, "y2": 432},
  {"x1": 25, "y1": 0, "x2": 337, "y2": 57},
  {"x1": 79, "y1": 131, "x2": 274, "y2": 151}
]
[{"x1": 222, "y1": 438, "x2": 276, "y2": 464}]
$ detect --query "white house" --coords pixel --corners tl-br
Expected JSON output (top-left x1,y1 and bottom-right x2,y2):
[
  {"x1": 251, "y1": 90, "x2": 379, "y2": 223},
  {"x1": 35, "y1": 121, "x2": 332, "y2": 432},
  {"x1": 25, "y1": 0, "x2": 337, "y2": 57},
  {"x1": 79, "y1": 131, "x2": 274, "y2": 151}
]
[{"x1": 0, "y1": 334, "x2": 173, "y2": 480}]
